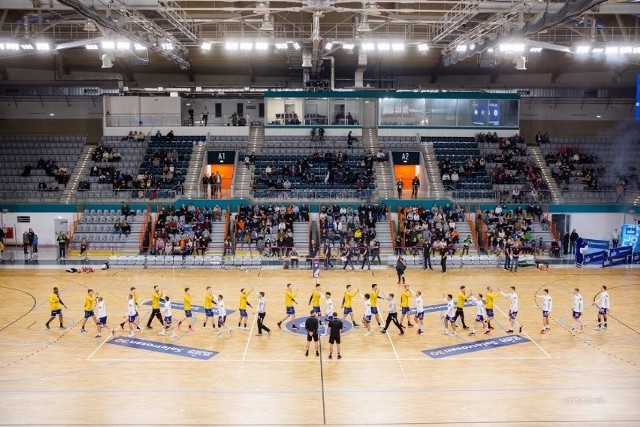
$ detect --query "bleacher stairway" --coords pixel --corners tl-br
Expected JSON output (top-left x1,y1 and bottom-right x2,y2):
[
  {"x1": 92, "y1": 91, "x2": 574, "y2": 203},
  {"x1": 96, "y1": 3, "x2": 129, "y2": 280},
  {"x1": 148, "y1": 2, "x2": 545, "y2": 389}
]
[
  {"x1": 233, "y1": 125, "x2": 263, "y2": 198},
  {"x1": 293, "y1": 221, "x2": 310, "y2": 256},
  {"x1": 183, "y1": 143, "x2": 206, "y2": 199},
  {"x1": 375, "y1": 220, "x2": 394, "y2": 258},
  {"x1": 61, "y1": 144, "x2": 94, "y2": 204},
  {"x1": 210, "y1": 221, "x2": 226, "y2": 255},
  {"x1": 528, "y1": 146, "x2": 564, "y2": 204},
  {"x1": 362, "y1": 128, "x2": 394, "y2": 200},
  {"x1": 420, "y1": 143, "x2": 446, "y2": 199}
]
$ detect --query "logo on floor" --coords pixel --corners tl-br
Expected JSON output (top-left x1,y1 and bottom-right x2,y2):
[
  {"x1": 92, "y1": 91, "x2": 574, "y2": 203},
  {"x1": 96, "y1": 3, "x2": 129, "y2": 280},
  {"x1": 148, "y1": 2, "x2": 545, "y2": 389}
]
[
  {"x1": 285, "y1": 317, "x2": 353, "y2": 335},
  {"x1": 411, "y1": 301, "x2": 476, "y2": 315},
  {"x1": 423, "y1": 335, "x2": 530, "y2": 359},
  {"x1": 142, "y1": 301, "x2": 234, "y2": 316},
  {"x1": 107, "y1": 336, "x2": 218, "y2": 360}
]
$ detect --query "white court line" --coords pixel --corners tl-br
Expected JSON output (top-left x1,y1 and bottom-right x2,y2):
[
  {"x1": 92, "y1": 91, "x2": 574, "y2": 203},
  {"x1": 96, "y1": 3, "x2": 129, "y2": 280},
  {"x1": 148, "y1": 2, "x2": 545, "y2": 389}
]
[
  {"x1": 494, "y1": 305, "x2": 552, "y2": 359},
  {"x1": 87, "y1": 358, "x2": 198, "y2": 363},
  {"x1": 385, "y1": 329, "x2": 407, "y2": 378},
  {"x1": 237, "y1": 312, "x2": 257, "y2": 378},
  {"x1": 86, "y1": 331, "x2": 117, "y2": 360}
]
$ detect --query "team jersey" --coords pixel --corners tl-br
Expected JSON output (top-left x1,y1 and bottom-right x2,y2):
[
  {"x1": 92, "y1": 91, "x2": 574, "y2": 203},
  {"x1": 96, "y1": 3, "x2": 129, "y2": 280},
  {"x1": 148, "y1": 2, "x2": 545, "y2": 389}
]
[
  {"x1": 84, "y1": 294, "x2": 96, "y2": 311},
  {"x1": 343, "y1": 289, "x2": 357, "y2": 308},
  {"x1": 133, "y1": 293, "x2": 140, "y2": 308},
  {"x1": 204, "y1": 292, "x2": 214, "y2": 309},
  {"x1": 485, "y1": 292, "x2": 499, "y2": 309},
  {"x1": 163, "y1": 300, "x2": 172, "y2": 317},
  {"x1": 151, "y1": 290, "x2": 162, "y2": 309},
  {"x1": 257, "y1": 297, "x2": 267, "y2": 314},
  {"x1": 599, "y1": 291, "x2": 610, "y2": 309},
  {"x1": 370, "y1": 290, "x2": 380, "y2": 308},
  {"x1": 415, "y1": 296, "x2": 424, "y2": 314},
  {"x1": 501, "y1": 291, "x2": 519, "y2": 312},
  {"x1": 49, "y1": 292, "x2": 61, "y2": 310},
  {"x1": 97, "y1": 301, "x2": 107, "y2": 318},
  {"x1": 310, "y1": 290, "x2": 321, "y2": 307},
  {"x1": 473, "y1": 298, "x2": 485, "y2": 317},
  {"x1": 446, "y1": 300, "x2": 456, "y2": 318},
  {"x1": 456, "y1": 291, "x2": 468, "y2": 308},
  {"x1": 239, "y1": 291, "x2": 251, "y2": 310},
  {"x1": 217, "y1": 299, "x2": 226, "y2": 317},
  {"x1": 364, "y1": 300, "x2": 372, "y2": 317},
  {"x1": 183, "y1": 293, "x2": 192, "y2": 311},
  {"x1": 127, "y1": 299, "x2": 137, "y2": 316},
  {"x1": 400, "y1": 290, "x2": 411, "y2": 308},
  {"x1": 285, "y1": 289, "x2": 298, "y2": 307},
  {"x1": 540, "y1": 295, "x2": 552, "y2": 312},
  {"x1": 324, "y1": 297, "x2": 334, "y2": 316},
  {"x1": 573, "y1": 294, "x2": 584, "y2": 313}
]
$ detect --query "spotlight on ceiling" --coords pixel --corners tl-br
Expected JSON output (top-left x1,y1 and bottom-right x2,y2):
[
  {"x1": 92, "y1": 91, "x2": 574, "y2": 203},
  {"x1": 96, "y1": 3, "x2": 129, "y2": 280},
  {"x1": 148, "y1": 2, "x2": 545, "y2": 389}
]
[
  {"x1": 342, "y1": 43, "x2": 355, "y2": 50},
  {"x1": 260, "y1": 13, "x2": 274, "y2": 31},
  {"x1": 101, "y1": 53, "x2": 115, "y2": 68},
  {"x1": 134, "y1": 43, "x2": 146, "y2": 51},
  {"x1": 201, "y1": 42, "x2": 212, "y2": 51},
  {"x1": 255, "y1": 41, "x2": 269, "y2": 50},
  {"x1": 292, "y1": 42, "x2": 301, "y2": 50},
  {"x1": 20, "y1": 43, "x2": 34, "y2": 50},
  {"x1": 456, "y1": 44, "x2": 467, "y2": 52},
  {"x1": 377, "y1": 42, "x2": 390, "y2": 51},
  {"x1": 529, "y1": 47, "x2": 542, "y2": 53},
  {"x1": 575, "y1": 45, "x2": 591, "y2": 54},
  {"x1": 362, "y1": 42, "x2": 375, "y2": 51},
  {"x1": 35, "y1": 42, "x2": 50, "y2": 51},
  {"x1": 225, "y1": 41, "x2": 239, "y2": 50},
  {"x1": 240, "y1": 42, "x2": 253, "y2": 50},
  {"x1": 83, "y1": 20, "x2": 98, "y2": 32},
  {"x1": 514, "y1": 56, "x2": 527, "y2": 70},
  {"x1": 102, "y1": 41, "x2": 115, "y2": 50},
  {"x1": 417, "y1": 43, "x2": 429, "y2": 52},
  {"x1": 391, "y1": 43, "x2": 405, "y2": 52},
  {"x1": 324, "y1": 41, "x2": 334, "y2": 50},
  {"x1": 86, "y1": 44, "x2": 99, "y2": 50},
  {"x1": 275, "y1": 42, "x2": 288, "y2": 49}
]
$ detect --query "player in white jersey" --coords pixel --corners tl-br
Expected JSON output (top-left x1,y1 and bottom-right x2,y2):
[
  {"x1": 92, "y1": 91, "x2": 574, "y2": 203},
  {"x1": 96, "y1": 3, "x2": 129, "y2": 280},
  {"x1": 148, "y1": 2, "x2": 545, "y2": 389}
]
[
  {"x1": 499, "y1": 286, "x2": 523, "y2": 334},
  {"x1": 571, "y1": 288, "x2": 584, "y2": 332},
  {"x1": 594, "y1": 285, "x2": 610, "y2": 331},
  {"x1": 468, "y1": 294, "x2": 487, "y2": 336},
  {"x1": 215, "y1": 294, "x2": 232, "y2": 336},
  {"x1": 442, "y1": 294, "x2": 457, "y2": 336},
  {"x1": 159, "y1": 296, "x2": 177, "y2": 338},
  {"x1": 413, "y1": 291, "x2": 425, "y2": 335},
  {"x1": 361, "y1": 293, "x2": 372, "y2": 336},
  {"x1": 126, "y1": 294, "x2": 138, "y2": 337},
  {"x1": 95, "y1": 296, "x2": 114, "y2": 338},
  {"x1": 321, "y1": 292, "x2": 334, "y2": 336},
  {"x1": 535, "y1": 288, "x2": 553, "y2": 333}
]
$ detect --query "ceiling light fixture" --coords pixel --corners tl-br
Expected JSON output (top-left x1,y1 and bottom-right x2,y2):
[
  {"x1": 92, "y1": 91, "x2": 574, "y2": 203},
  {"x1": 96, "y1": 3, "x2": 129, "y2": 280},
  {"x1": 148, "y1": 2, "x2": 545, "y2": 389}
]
[
  {"x1": 342, "y1": 43, "x2": 355, "y2": 50},
  {"x1": 591, "y1": 47, "x2": 604, "y2": 53},
  {"x1": 102, "y1": 41, "x2": 115, "y2": 50},
  {"x1": 456, "y1": 44, "x2": 467, "y2": 52},
  {"x1": 377, "y1": 42, "x2": 390, "y2": 51},
  {"x1": 292, "y1": 42, "x2": 301, "y2": 50},
  {"x1": 324, "y1": 41, "x2": 334, "y2": 50},
  {"x1": 240, "y1": 42, "x2": 253, "y2": 50},
  {"x1": 529, "y1": 47, "x2": 542, "y2": 52},
  {"x1": 36, "y1": 42, "x2": 50, "y2": 51},
  {"x1": 86, "y1": 44, "x2": 99, "y2": 50},
  {"x1": 201, "y1": 42, "x2": 212, "y2": 51},
  {"x1": 391, "y1": 43, "x2": 405, "y2": 51},
  {"x1": 255, "y1": 41, "x2": 269, "y2": 50},
  {"x1": 161, "y1": 42, "x2": 174, "y2": 51},
  {"x1": 116, "y1": 41, "x2": 130, "y2": 50},
  {"x1": 417, "y1": 43, "x2": 429, "y2": 52},
  {"x1": 575, "y1": 45, "x2": 591, "y2": 54},
  {"x1": 134, "y1": 43, "x2": 146, "y2": 51},
  {"x1": 275, "y1": 42, "x2": 288, "y2": 49},
  {"x1": 362, "y1": 42, "x2": 375, "y2": 51},
  {"x1": 225, "y1": 41, "x2": 239, "y2": 50}
]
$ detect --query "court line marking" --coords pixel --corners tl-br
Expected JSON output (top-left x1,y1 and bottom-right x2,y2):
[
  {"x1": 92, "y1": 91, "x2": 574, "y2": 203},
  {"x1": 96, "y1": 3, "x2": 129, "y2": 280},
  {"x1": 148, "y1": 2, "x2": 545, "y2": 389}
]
[
  {"x1": 237, "y1": 312, "x2": 258, "y2": 378},
  {"x1": 86, "y1": 331, "x2": 115, "y2": 360},
  {"x1": 494, "y1": 304, "x2": 552, "y2": 359}
]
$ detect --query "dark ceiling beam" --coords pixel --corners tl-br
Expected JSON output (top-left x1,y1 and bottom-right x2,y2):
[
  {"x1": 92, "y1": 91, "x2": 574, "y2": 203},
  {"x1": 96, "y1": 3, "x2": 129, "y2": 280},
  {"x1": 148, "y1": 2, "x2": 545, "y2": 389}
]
[{"x1": 550, "y1": 55, "x2": 573, "y2": 84}]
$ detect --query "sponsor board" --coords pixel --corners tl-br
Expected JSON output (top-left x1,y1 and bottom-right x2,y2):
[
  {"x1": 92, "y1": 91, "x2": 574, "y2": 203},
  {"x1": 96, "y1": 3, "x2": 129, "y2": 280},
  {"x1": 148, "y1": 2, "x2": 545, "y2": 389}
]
[{"x1": 423, "y1": 335, "x2": 530, "y2": 359}]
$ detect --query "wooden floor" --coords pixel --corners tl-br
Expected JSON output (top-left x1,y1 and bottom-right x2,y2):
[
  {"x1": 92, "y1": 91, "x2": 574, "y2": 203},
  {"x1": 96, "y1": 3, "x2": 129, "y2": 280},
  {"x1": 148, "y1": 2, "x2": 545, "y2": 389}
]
[{"x1": 0, "y1": 266, "x2": 639, "y2": 426}]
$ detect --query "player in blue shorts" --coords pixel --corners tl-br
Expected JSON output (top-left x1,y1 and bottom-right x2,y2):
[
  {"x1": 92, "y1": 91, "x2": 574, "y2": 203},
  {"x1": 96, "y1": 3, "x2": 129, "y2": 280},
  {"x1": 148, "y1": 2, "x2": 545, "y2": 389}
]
[
  {"x1": 159, "y1": 296, "x2": 177, "y2": 338},
  {"x1": 535, "y1": 289, "x2": 553, "y2": 333},
  {"x1": 571, "y1": 288, "x2": 585, "y2": 332},
  {"x1": 95, "y1": 296, "x2": 114, "y2": 338}
]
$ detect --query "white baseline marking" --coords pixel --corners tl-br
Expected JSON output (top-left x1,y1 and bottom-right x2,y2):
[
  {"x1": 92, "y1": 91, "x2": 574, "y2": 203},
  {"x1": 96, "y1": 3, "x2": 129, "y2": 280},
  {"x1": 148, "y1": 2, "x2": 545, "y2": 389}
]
[{"x1": 494, "y1": 304, "x2": 552, "y2": 359}]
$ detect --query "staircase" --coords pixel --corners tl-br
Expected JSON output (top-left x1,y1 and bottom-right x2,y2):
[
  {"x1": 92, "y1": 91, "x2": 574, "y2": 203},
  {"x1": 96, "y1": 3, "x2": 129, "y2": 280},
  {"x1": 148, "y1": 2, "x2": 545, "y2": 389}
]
[
  {"x1": 293, "y1": 221, "x2": 310, "y2": 257},
  {"x1": 362, "y1": 127, "x2": 394, "y2": 200},
  {"x1": 233, "y1": 124, "x2": 263, "y2": 198},
  {"x1": 210, "y1": 221, "x2": 227, "y2": 255},
  {"x1": 528, "y1": 146, "x2": 564, "y2": 204},
  {"x1": 375, "y1": 220, "x2": 394, "y2": 257},
  {"x1": 183, "y1": 142, "x2": 206, "y2": 199},
  {"x1": 420, "y1": 142, "x2": 446, "y2": 199},
  {"x1": 61, "y1": 144, "x2": 95, "y2": 204}
]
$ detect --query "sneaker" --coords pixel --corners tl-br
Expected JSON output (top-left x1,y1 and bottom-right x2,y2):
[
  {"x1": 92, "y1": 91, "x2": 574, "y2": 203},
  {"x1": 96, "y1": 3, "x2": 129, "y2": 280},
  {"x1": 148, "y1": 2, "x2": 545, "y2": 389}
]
[
  {"x1": 570, "y1": 328, "x2": 577, "y2": 332},
  {"x1": 328, "y1": 354, "x2": 333, "y2": 359},
  {"x1": 593, "y1": 326, "x2": 602, "y2": 331},
  {"x1": 337, "y1": 354, "x2": 342, "y2": 359},
  {"x1": 111, "y1": 330, "x2": 116, "y2": 335},
  {"x1": 291, "y1": 325, "x2": 298, "y2": 330},
  {"x1": 277, "y1": 322, "x2": 282, "y2": 329},
  {"x1": 146, "y1": 325, "x2": 153, "y2": 329},
  {"x1": 469, "y1": 332, "x2": 476, "y2": 336},
  {"x1": 365, "y1": 332, "x2": 372, "y2": 336},
  {"x1": 449, "y1": 331, "x2": 457, "y2": 336},
  {"x1": 380, "y1": 329, "x2": 386, "y2": 334},
  {"x1": 316, "y1": 351, "x2": 319, "y2": 357},
  {"x1": 136, "y1": 327, "x2": 143, "y2": 332},
  {"x1": 506, "y1": 330, "x2": 514, "y2": 333},
  {"x1": 463, "y1": 326, "x2": 470, "y2": 330},
  {"x1": 59, "y1": 326, "x2": 66, "y2": 330},
  {"x1": 407, "y1": 323, "x2": 414, "y2": 327},
  {"x1": 488, "y1": 325, "x2": 495, "y2": 330},
  {"x1": 519, "y1": 326, "x2": 523, "y2": 333},
  {"x1": 128, "y1": 332, "x2": 135, "y2": 337},
  {"x1": 353, "y1": 324, "x2": 359, "y2": 328},
  {"x1": 417, "y1": 330, "x2": 423, "y2": 335},
  {"x1": 540, "y1": 329, "x2": 546, "y2": 334},
  {"x1": 80, "y1": 329, "x2": 87, "y2": 333},
  {"x1": 484, "y1": 330, "x2": 491, "y2": 334},
  {"x1": 95, "y1": 334, "x2": 101, "y2": 338},
  {"x1": 399, "y1": 330, "x2": 404, "y2": 335},
  {"x1": 45, "y1": 324, "x2": 50, "y2": 330},
  {"x1": 305, "y1": 350, "x2": 309, "y2": 357}
]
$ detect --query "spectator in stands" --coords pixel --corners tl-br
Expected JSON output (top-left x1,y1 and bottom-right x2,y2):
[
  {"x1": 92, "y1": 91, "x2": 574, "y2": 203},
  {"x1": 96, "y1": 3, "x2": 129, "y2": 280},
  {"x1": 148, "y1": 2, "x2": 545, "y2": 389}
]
[
  {"x1": 121, "y1": 220, "x2": 131, "y2": 236},
  {"x1": 611, "y1": 228, "x2": 620, "y2": 248},
  {"x1": 38, "y1": 180, "x2": 47, "y2": 191},
  {"x1": 202, "y1": 106, "x2": 209, "y2": 126},
  {"x1": 188, "y1": 106, "x2": 194, "y2": 125},
  {"x1": 56, "y1": 231, "x2": 68, "y2": 260},
  {"x1": 376, "y1": 149, "x2": 387, "y2": 162},
  {"x1": 616, "y1": 179, "x2": 626, "y2": 203},
  {"x1": 396, "y1": 179, "x2": 404, "y2": 199},
  {"x1": 569, "y1": 229, "x2": 579, "y2": 255},
  {"x1": 318, "y1": 127, "x2": 325, "y2": 141}
]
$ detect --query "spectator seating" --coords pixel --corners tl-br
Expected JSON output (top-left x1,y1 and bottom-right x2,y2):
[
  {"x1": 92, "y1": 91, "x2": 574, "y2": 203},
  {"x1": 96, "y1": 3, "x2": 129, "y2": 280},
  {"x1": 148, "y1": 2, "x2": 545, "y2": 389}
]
[
  {"x1": 208, "y1": 135, "x2": 248, "y2": 150},
  {"x1": 70, "y1": 208, "x2": 146, "y2": 252},
  {"x1": 0, "y1": 136, "x2": 85, "y2": 199}
]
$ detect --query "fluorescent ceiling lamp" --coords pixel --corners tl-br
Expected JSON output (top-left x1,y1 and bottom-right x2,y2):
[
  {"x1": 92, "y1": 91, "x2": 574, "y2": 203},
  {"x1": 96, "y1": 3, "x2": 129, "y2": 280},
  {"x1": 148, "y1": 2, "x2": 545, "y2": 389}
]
[
  {"x1": 5, "y1": 42, "x2": 20, "y2": 51},
  {"x1": 575, "y1": 45, "x2": 590, "y2": 54},
  {"x1": 275, "y1": 42, "x2": 288, "y2": 49},
  {"x1": 21, "y1": 44, "x2": 34, "y2": 50},
  {"x1": 619, "y1": 46, "x2": 632, "y2": 54},
  {"x1": 161, "y1": 42, "x2": 174, "y2": 50},
  {"x1": 324, "y1": 41, "x2": 334, "y2": 50},
  {"x1": 102, "y1": 41, "x2": 115, "y2": 50},
  {"x1": 391, "y1": 42, "x2": 405, "y2": 51},
  {"x1": 529, "y1": 47, "x2": 542, "y2": 52},
  {"x1": 342, "y1": 43, "x2": 355, "y2": 50},
  {"x1": 362, "y1": 42, "x2": 375, "y2": 51},
  {"x1": 240, "y1": 42, "x2": 253, "y2": 50},
  {"x1": 86, "y1": 44, "x2": 99, "y2": 50},
  {"x1": 377, "y1": 42, "x2": 390, "y2": 51},
  {"x1": 633, "y1": 47, "x2": 640, "y2": 54},
  {"x1": 116, "y1": 41, "x2": 130, "y2": 50},
  {"x1": 35, "y1": 42, "x2": 50, "y2": 51},
  {"x1": 499, "y1": 43, "x2": 525, "y2": 52},
  {"x1": 134, "y1": 43, "x2": 146, "y2": 51},
  {"x1": 456, "y1": 44, "x2": 467, "y2": 52},
  {"x1": 605, "y1": 46, "x2": 619, "y2": 55},
  {"x1": 469, "y1": 43, "x2": 476, "y2": 51},
  {"x1": 592, "y1": 47, "x2": 604, "y2": 53},
  {"x1": 255, "y1": 41, "x2": 268, "y2": 50},
  {"x1": 201, "y1": 42, "x2": 212, "y2": 50},
  {"x1": 487, "y1": 47, "x2": 494, "y2": 53},
  {"x1": 225, "y1": 41, "x2": 239, "y2": 50},
  {"x1": 417, "y1": 43, "x2": 429, "y2": 52},
  {"x1": 292, "y1": 42, "x2": 301, "y2": 50}
]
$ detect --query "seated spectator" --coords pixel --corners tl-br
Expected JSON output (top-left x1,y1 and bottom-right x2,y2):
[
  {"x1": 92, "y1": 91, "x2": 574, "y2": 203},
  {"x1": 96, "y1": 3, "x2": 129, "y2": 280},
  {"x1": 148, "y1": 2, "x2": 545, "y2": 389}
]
[{"x1": 38, "y1": 180, "x2": 47, "y2": 191}]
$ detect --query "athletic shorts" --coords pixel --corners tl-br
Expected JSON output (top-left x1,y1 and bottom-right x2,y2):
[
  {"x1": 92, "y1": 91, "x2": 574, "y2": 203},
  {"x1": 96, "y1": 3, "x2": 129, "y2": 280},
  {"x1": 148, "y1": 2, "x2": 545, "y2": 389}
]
[
  {"x1": 343, "y1": 307, "x2": 352, "y2": 315},
  {"x1": 325, "y1": 316, "x2": 333, "y2": 323},
  {"x1": 363, "y1": 314, "x2": 371, "y2": 323},
  {"x1": 542, "y1": 310, "x2": 549, "y2": 318},
  {"x1": 98, "y1": 316, "x2": 107, "y2": 326},
  {"x1": 486, "y1": 308, "x2": 494, "y2": 318},
  {"x1": 371, "y1": 307, "x2": 379, "y2": 315},
  {"x1": 128, "y1": 315, "x2": 136, "y2": 323},
  {"x1": 509, "y1": 311, "x2": 518, "y2": 320},
  {"x1": 329, "y1": 335, "x2": 341, "y2": 344},
  {"x1": 401, "y1": 307, "x2": 410, "y2": 315},
  {"x1": 218, "y1": 316, "x2": 226, "y2": 327},
  {"x1": 598, "y1": 308, "x2": 608, "y2": 315},
  {"x1": 415, "y1": 311, "x2": 424, "y2": 320},
  {"x1": 51, "y1": 309, "x2": 62, "y2": 316},
  {"x1": 286, "y1": 306, "x2": 295, "y2": 315},
  {"x1": 475, "y1": 315, "x2": 484, "y2": 322},
  {"x1": 205, "y1": 309, "x2": 214, "y2": 317},
  {"x1": 312, "y1": 306, "x2": 321, "y2": 314},
  {"x1": 184, "y1": 310, "x2": 192, "y2": 318},
  {"x1": 572, "y1": 311, "x2": 582, "y2": 319},
  {"x1": 239, "y1": 309, "x2": 248, "y2": 317},
  {"x1": 84, "y1": 310, "x2": 95, "y2": 319},
  {"x1": 307, "y1": 332, "x2": 319, "y2": 342},
  {"x1": 446, "y1": 315, "x2": 456, "y2": 322},
  {"x1": 164, "y1": 316, "x2": 172, "y2": 324}
]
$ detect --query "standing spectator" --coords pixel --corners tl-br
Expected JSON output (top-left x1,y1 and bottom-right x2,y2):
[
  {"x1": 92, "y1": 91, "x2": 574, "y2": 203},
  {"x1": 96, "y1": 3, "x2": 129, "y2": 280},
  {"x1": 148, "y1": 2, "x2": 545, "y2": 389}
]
[
  {"x1": 202, "y1": 106, "x2": 209, "y2": 126},
  {"x1": 611, "y1": 229, "x2": 620, "y2": 249},
  {"x1": 327, "y1": 312, "x2": 343, "y2": 359},
  {"x1": 411, "y1": 176, "x2": 420, "y2": 199},
  {"x1": 395, "y1": 254, "x2": 407, "y2": 284},
  {"x1": 396, "y1": 179, "x2": 404, "y2": 199},
  {"x1": 304, "y1": 310, "x2": 320, "y2": 357},
  {"x1": 323, "y1": 240, "x2": 334, "y2": 270},
  {"x1": 439, "y1": 243, "x2": 448, "y2": 273},
  {"x1": 342, "y1": 246, "x2": 355, "y2": 271},
  {"x1": 462, "y1": 235, "x2": 472, "y2": 256},
  {"x1": 422, "y1": 239, "x2": 433, "y2": 270},
  {"x1": 569, "y1": 229, "x2": 579, "y2": 255},
  {"x1": 56, "y1": 231, "x2": 68, "y2": 260},
  {"x1": 80, "y1": 238, "x2": 89, "y2": 260},
  {"x1": 359, "y1": 243, "x2": 370, "y2": 270},
  {"x1": 188, "y1": 106, "x2": 194, "y2": 125},
  {"x1": 370, "y1": 238, "x2": 381, "y2": 265},
  {"x1": 22, "y1": 231, "x2": 29, "y2": 256},
  {"x1": 256, "y1": 291, "x2": 271, "y2": 336},
  {"x1": 32, "y1": 234, "x2": 39, "y2": 257},
  {"x1": 562, "y1": 232, "x2": 570, "y2": 256}
]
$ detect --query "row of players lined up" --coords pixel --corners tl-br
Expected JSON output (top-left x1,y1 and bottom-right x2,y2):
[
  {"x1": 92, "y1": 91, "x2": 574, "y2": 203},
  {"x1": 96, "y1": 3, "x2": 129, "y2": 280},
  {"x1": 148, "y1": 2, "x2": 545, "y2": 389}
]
[{"x1": 44, "y1": 282, "x2": 610, "y2": 339}]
